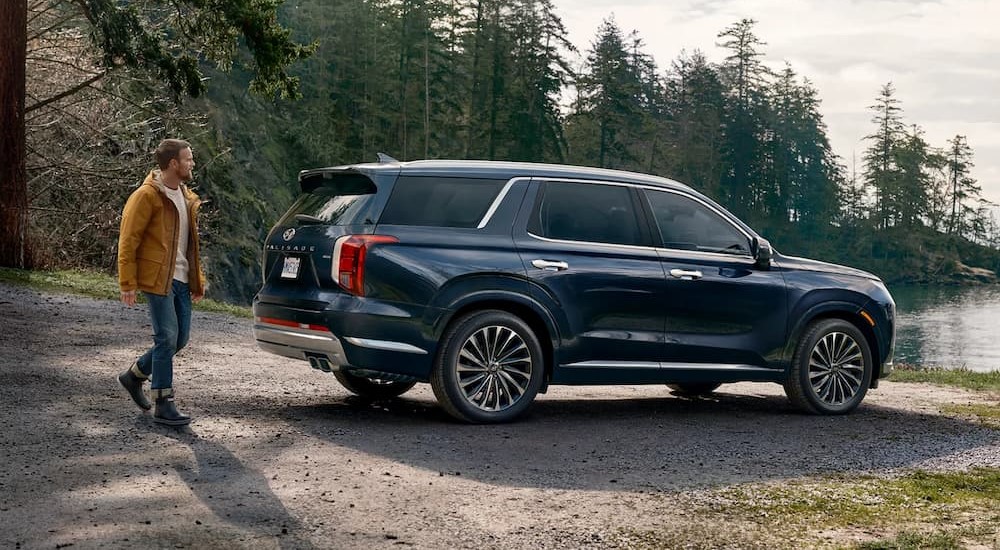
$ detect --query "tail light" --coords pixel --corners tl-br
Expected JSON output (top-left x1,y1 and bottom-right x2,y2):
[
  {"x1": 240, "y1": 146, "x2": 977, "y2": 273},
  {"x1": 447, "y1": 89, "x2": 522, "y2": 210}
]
[{"x1": 332, "y1": 235, "x2": 398, "y2": 296}]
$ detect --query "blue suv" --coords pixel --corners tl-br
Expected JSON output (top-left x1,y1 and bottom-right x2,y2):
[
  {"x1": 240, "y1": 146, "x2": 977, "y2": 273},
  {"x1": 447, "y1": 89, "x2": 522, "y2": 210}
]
[{"x1": 253, "y1": 158, "x2": 895, "y2": 423}]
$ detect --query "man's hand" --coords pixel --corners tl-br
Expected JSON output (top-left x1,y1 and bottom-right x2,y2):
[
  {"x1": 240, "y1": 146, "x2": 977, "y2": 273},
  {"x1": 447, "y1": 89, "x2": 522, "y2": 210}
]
[
  {"x1": 121, "y1": 290, "x2": 137, "y2": 307},
  {"x1": 192, "y1": 291, "x2": 204, "y2": 303}
]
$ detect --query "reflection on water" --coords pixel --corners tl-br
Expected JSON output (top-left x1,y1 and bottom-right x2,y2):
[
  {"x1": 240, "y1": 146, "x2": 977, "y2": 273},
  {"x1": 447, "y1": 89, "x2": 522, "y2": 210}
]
[{"x1": 890, "y1": 284, "x2": 1000, "y2": 372}]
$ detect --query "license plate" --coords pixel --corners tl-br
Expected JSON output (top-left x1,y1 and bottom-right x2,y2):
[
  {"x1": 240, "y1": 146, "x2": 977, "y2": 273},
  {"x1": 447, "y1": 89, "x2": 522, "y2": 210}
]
[{"x1": 280, "y1": 256, "x2": 301, "y2": 279}]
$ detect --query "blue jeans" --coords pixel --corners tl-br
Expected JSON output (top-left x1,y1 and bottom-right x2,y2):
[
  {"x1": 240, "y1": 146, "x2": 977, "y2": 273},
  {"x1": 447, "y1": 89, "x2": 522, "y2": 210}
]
[{"x1": 136, "y1": 279, "x2": 191, "y2": 390}]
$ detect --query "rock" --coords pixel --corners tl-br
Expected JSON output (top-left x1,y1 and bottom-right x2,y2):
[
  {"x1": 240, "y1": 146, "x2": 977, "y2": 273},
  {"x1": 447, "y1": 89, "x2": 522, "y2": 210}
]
[{"x1": 953, "y1": 261, "x2": 997, "y2": 283}]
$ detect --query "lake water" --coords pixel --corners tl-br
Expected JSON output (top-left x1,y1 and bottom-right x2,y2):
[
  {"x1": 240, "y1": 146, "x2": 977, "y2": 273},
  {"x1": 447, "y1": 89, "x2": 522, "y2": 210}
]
[{"x1": 890, "y1": 284, "x2": 1000, "y2": 372}]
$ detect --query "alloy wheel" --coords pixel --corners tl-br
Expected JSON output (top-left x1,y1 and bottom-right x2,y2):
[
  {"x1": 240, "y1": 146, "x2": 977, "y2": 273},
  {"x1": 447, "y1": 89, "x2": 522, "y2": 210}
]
[
  {"x1": 808, "y1": 331, "x2": 865, "y2": 406},
  {"x1": 457, "y1": 325, "x2": 533, "y2": 412}
]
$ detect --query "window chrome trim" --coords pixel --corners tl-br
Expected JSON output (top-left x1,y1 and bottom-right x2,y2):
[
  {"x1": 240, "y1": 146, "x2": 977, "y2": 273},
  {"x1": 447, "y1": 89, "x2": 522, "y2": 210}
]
[
  {"x1": 343, "y1": 337, "x2": 428, "y2": 355},
  {"x1": 525, "y1": 177, "x2": 756, "y2": 260},
  {"x1": 476, "y1": 177, "x2": 528, "y2": 229},
  {"x1": 526, "y1": 231, "x2": 658, "y2": 253}
]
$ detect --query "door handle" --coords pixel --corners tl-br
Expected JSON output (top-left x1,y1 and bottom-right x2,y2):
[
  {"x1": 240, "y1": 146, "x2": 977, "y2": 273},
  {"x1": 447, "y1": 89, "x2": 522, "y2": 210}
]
[
  {"x1": 531, "y1": 259, "x2": 569, "y2": 271},
  {"x1": 669, "y1": 268, "x2": 703, "y2": 280}
]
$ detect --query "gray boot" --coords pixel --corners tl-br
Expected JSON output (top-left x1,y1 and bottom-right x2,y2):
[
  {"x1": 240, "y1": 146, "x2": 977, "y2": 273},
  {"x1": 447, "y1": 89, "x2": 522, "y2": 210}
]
[
  {"x1": 118, "y1": 363, "x2": 151, "y2": 411},
  {"x1": 152, "y1": 388, "x2": 191, "y2": 426}
]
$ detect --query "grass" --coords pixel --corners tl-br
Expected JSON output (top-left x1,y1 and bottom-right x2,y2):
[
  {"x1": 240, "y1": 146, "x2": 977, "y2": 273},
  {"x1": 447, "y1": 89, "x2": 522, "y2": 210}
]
[
  {"x1": 0, "y1": 267, "x2": 251, "y2": 318},
  {"x1": 940, "y1": 403, "x2": 1000, "y2": 428},
  {"x1": 617, "y1": 468, "x2": 1000, "y2": 549},
  {"x1": 856, "y1": 531, "x2": 963, "y2": 550},
  {"x1": 699, "y1": 468, "x2": 1000, "y2": 549},
  {"x1": 713, "y1": 468, "x2": 1000, "y2": 527},
  {"x1": 889, "y1": 364, "x2": 1000, "y2": 393}
]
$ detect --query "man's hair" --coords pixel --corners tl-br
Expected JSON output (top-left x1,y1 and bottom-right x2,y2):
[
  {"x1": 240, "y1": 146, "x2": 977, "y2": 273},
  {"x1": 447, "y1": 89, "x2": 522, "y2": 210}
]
[{"x1": 154, "y1": 139, "x2": 191, "y2": 170}]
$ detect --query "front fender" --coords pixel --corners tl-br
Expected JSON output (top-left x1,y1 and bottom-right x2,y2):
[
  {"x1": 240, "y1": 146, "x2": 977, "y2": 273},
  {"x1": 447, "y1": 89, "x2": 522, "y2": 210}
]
[{"x1": 781, "y1": 298, "x2": 871, "y2": 368}]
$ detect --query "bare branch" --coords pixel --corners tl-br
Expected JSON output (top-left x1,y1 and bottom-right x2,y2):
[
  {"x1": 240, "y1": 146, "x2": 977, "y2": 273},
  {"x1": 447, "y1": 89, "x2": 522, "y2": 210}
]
[
  {"x1": 27, "y1": 0, "x2": 64, "y2": 27},
  {"x1": 27, "y1": 13, "x2": 82, "y2": 42},
  {"x1": 26, "y1": 55, "x2": 101, "y2": 74},
  {"x1": 29, "y1": 206, "x2": 91, "y2": 215},
  {"x1": 26, "y1": 71, "x2": 107, "y2": 113}
]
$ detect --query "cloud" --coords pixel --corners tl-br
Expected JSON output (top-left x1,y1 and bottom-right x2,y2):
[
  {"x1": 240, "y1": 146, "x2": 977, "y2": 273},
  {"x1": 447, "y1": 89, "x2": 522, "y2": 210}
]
[{"x1": 555, "y1": 0, "x2": 1000, "y2": 203}]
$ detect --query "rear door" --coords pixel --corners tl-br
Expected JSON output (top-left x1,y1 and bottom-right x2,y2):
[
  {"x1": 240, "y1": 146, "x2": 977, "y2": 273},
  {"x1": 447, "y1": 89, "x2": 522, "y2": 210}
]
[{"x1": 514, "y1": 179, "x2": 668, "y2": 384}]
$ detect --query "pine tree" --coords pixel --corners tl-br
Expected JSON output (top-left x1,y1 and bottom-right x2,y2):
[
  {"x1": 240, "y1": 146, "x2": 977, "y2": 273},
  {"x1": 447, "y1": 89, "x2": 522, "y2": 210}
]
[
  {"x1": 945, "y1": 135, "x2": 982, "y2": 237},
  {"x1": 769, "y1": 67, "x2": 841, "y2": 240},
  {"x1": 863, "y1": 82, "x2": 905, "y2": 229},
  {"x1": 661, "y1": 50, "x2": 726, "y2": 197},
  {"x1": 0, "y1": 0, "x2": 28, "y2": 267},
  {"x1": 893, "y1": 124, "x2": 940, "y2": 228},
  {"x1": 567, "y1": 17, "x2": 655, "y2": 170},
  {"x1": 499, "y1": 0, "x2": 573, "y2": 161},
  {"x1": 716, "y1": 18, "x2": 771, "y2": 222}
]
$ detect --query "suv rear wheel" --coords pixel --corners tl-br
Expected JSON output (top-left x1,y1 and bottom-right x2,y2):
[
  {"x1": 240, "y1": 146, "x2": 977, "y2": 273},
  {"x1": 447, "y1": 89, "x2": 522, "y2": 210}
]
[
  {"x1": 431, "y1": 310, "x2": 544, "y2": 423},
  {"x1": 333, "y1": 370, "x2": 417, "y2": 400},
  {"x1": 784, "y1": 318, "x2": 873, "y2": 414}
]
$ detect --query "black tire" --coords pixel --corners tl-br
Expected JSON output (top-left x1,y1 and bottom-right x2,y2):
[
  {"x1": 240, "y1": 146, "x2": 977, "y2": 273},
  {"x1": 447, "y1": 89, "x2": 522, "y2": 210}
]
[
  {"x1": 784, "y1": 318, "x2": 873, "y2": 414},
  {"x1": 333, "y1": 370, "x2": 416, "y2": 400},
  {"x1": 431, "y1": 310, "x2": 544, "y2": 423},
  {"x1": 667, "y1": 382, "x2": 722, "y2": 396}
]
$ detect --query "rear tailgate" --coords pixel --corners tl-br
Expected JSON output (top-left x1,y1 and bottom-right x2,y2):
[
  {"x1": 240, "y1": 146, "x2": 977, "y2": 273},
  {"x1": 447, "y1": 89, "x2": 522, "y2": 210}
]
[{"x1": 261, "y1": 167, "x2": 399, "y2": 293}]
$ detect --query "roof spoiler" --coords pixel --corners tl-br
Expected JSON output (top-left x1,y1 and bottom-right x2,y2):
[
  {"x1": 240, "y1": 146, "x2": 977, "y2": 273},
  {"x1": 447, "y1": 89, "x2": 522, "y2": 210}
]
[
  {"x1": 296, "y1": 154, "x2": 397, "y2": 193},
  {"x1": 297, "y1": 168, "x2": 375, "y2": 194}
]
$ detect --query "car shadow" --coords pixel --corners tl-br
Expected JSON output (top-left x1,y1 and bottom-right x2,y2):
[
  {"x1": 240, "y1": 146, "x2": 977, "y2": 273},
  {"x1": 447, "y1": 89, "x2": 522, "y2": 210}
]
[{"x1": 266, "y1": 386, "x2": 998, "y2": 492}]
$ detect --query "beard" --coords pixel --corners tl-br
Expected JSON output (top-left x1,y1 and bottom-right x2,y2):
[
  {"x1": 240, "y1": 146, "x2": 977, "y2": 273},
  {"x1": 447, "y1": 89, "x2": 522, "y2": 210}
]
[{"x1": 180, "y1": 169, "x2": 193, "y2": 182}]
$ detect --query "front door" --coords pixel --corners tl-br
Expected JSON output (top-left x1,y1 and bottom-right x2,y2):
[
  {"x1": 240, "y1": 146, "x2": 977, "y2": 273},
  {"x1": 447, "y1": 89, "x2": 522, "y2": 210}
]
[{"x1": 639, "y1": 188, "x2": 788, "y2": 374}]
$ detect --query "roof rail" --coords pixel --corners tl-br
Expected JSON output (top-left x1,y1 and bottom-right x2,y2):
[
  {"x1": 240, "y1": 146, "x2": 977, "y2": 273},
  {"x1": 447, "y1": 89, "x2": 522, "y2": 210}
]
[{"x1": 376, "y1": 152, "x2": 399, "y2": 164}]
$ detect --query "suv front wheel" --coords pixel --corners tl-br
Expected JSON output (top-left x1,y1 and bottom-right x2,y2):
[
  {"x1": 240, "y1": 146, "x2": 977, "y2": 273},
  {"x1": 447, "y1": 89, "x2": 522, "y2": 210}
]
[
  {"x1": 431, "y1": 310, "x2": 544, "y2": 423},
  {"x1": 784, "y1": 318, "x2": 873, "y2": 414}
]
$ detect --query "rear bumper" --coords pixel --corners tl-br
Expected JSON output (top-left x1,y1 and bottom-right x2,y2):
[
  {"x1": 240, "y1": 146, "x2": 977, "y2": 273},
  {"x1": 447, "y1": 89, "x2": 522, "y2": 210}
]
[
  {"x1": 252, "y1": 295, "x2": 441, "y2": 379},
  {"x1": 253, "y1": 322, "x2": 349, "y2": 367}
]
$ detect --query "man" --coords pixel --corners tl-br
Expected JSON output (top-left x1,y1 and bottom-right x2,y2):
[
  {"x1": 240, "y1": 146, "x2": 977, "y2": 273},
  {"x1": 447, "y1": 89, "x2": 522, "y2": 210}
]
[{"x1": 117, "y1": 139, "x2": 206, "y2": 426}]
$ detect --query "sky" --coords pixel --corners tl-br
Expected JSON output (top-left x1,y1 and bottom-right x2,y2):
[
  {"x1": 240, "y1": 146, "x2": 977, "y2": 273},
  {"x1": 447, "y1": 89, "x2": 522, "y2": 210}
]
[{"x1": 554, "y1": 0, "x2": 1000, "y2": 206}]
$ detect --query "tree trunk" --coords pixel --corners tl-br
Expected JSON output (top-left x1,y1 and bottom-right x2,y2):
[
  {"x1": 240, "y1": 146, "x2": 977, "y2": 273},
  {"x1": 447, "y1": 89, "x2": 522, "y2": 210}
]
[{"x1": 0, "y1": 0, "x2": 30, "y2": 268}]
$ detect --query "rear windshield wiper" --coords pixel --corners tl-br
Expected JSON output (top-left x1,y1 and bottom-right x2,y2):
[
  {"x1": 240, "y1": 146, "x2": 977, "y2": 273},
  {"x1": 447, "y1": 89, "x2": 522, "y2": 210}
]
[{"x1": 294, "y1": 214, "x2": 326, "y2": 225}]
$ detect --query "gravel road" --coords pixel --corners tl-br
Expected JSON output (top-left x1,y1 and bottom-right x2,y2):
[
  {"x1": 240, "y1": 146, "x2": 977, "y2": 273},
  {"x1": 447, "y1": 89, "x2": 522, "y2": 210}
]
[{"x1": 1, "y1": 282, "x2": 997, "y2": 549}]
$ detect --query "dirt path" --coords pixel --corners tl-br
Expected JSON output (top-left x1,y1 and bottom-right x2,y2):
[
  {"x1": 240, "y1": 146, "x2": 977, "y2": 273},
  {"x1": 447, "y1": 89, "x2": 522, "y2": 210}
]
[{"x1": 1, "y1": 282, "x2": 997, "y2": 549}]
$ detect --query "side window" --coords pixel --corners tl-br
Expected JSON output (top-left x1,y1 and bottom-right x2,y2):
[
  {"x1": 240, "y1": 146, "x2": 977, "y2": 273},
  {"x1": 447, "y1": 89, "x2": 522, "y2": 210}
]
[
  {"x1": 379, "y1": 176, "x2": 506, "y2": 228},
  {"x1": 643, "y1": 190, "x2": 751, "y2": 255},
  {"x1": 530, "y1": 181, "x2": 643, "y2": 246}
]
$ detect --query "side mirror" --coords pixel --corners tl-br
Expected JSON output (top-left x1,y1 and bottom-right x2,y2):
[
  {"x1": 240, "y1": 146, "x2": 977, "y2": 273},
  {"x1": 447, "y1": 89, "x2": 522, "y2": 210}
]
[{"x1": 752, "y1": 237, "x2": 772, "y2": 269}]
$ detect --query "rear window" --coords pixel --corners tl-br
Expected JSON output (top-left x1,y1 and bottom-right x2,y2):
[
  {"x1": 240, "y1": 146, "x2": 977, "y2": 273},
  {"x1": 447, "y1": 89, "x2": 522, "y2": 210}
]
[
  {"x1": 529, "y1": 181, "x2": 644, "y2": 246},
  {"x1": 279, "y1": 174, "x2": 378, "y2": 227},
  {"x1": 378, "y1": 176, "x2": 506, "y2": 228}
]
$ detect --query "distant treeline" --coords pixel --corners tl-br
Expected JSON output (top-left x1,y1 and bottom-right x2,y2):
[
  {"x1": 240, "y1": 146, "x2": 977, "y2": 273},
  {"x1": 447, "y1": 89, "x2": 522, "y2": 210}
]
[{"x1": 21, "y1": 0, "x2": 1000, "y2": 303}]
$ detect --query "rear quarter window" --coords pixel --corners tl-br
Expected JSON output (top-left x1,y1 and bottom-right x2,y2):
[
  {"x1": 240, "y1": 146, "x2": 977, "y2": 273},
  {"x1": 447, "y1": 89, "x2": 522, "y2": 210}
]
[{"x1": 378, "y1": 176, "x2": 506, "y2": 228}]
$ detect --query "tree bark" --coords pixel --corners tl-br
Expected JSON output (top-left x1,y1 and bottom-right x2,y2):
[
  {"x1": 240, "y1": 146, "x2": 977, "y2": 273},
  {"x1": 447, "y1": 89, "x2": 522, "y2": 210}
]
[{"x1": 0, "y1": 0, "x2": 30, "y2": 268}]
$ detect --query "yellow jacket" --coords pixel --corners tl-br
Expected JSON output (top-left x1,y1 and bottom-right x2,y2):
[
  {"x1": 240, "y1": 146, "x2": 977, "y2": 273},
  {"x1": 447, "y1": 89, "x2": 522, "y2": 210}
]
[{"x1": 118, "y1": 169, "x2": 206, "y2": 296}]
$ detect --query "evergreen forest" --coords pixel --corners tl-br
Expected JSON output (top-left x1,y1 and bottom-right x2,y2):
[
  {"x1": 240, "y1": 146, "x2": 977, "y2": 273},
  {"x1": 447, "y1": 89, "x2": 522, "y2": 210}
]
[{"x1": 5, "y1": 0, "x2": 1000, "y2": 303}]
